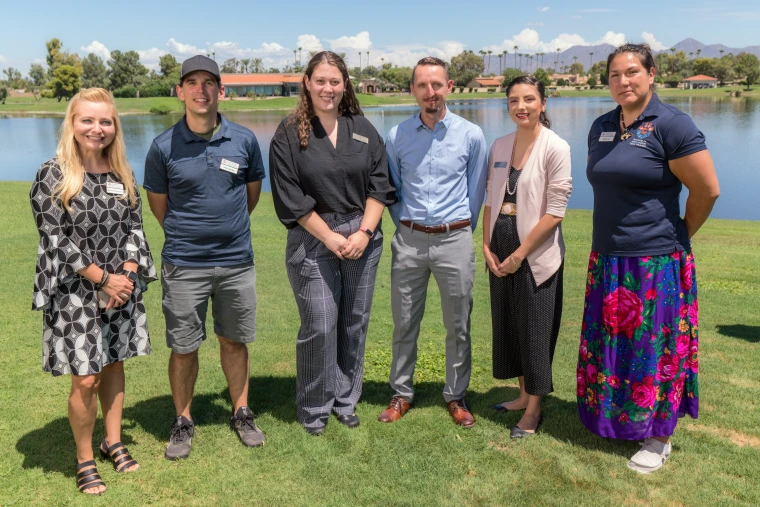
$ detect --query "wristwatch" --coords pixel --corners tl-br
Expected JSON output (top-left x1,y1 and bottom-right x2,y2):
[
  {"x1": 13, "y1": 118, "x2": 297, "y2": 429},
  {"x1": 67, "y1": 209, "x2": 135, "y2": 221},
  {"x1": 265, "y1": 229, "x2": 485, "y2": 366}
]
[
  {"x1": 122, "y1": 270, "x2": 139, "y2": 283},
  {"x1": 359, "y1": 226, "x2": 374, "y2": 238}
]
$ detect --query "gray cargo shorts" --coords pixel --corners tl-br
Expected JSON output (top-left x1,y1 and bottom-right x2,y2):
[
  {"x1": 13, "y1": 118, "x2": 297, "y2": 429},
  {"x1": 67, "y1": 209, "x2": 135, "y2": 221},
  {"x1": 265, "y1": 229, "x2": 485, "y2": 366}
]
[{"x1": 161, "y1": 261, "x2": 257, "y2": 354}]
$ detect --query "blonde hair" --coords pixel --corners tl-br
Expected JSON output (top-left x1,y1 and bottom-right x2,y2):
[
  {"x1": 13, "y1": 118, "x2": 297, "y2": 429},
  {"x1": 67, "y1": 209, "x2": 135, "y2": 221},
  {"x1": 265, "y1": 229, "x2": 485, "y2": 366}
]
[{"x1": 54, "y1": 88, "x2": 136, "y2": 211}]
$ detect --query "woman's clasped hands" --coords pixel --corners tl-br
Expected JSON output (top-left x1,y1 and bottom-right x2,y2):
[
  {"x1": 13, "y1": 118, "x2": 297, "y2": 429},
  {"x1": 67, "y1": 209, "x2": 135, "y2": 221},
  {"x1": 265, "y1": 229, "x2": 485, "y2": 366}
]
[
  {"x1": 483, "y1": 244, "x2": 523, "y2": 277},
  {"x1": 325, "y1": 230, "x2": 370, "y2": 260}
]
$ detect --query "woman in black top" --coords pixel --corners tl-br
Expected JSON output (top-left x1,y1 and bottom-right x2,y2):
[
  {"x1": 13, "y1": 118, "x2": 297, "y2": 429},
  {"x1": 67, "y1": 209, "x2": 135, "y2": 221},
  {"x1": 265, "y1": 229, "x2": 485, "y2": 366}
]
[{"x1": 270, "y1": 51, "x2": 395, "y2": 435}]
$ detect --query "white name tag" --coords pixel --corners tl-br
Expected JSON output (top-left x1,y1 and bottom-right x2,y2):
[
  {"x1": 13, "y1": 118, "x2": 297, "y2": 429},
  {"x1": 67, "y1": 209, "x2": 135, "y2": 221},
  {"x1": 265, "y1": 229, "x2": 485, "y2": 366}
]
[
  {"x1": 219, "y1": 158, "x2": 240, "y2": 174},
  {"x1": 352, "y1": 133, "x2": 369, "y2": 144},
  {"x1": 106, "y1": 182, "x2": 125, "y2": 195},
  {"x1": 599, "y1": 132, "x2": 616, "y2": 142}
]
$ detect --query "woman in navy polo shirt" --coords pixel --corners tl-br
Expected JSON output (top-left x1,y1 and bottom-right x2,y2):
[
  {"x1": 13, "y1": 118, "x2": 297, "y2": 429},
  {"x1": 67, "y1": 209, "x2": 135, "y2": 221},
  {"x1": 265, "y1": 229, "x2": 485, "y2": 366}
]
[{"x1": 577, "y1": 44, "x2": 719, "y2": 473}]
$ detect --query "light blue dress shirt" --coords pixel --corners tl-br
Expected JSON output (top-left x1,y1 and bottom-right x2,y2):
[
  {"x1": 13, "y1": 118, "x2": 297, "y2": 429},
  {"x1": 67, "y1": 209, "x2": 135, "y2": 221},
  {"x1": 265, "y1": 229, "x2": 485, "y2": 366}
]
[{"x1": 385, "y1": 108, "x2": 488, "y2": 231}]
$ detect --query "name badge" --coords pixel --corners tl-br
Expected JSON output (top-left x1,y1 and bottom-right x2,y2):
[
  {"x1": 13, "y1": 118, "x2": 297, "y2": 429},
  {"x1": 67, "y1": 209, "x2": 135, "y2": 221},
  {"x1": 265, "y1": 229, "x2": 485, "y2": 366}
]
[
  {"x1": 106, "y1": 182, "x2": 125, "y2": 195},
  {"x1": 219, "y1": 158, "x2": 240, "y2": 174},
  {"x1": 352, "y1": 133, "x2": 369, "y2": 144},
  {"x1": 494, "y1": 161, "x2": 507, "y2": 168},
  {"x1": 599, "y1": 132, "x2": 616, "y2": 142}
]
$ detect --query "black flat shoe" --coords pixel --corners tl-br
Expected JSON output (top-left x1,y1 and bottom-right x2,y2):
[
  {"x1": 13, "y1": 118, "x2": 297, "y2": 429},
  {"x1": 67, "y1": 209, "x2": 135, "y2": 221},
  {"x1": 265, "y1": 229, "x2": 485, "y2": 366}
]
[
  {"x1": 304, "y1": 426, "x2": 325, "y2": 436},
  {"x1": 510, "y1": 414, "x2": 544, "y2": 439},
  {"x1": 336, "y1": 414, "x2": 360, "y2": 428},
  {"x1": 491, "y1": 403, "x2": 526, "y2": 413}
]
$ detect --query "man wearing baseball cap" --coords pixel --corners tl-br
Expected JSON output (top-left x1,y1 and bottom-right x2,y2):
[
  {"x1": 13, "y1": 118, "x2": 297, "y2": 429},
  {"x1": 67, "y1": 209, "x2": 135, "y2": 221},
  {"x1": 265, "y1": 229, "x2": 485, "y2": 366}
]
[{"x1": 144, "y1": 55, "x2": 267, "y2": 459}]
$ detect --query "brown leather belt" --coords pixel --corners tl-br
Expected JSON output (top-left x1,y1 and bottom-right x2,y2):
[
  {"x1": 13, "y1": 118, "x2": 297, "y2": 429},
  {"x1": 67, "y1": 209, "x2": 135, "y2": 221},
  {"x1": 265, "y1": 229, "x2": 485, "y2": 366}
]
[{"x1": 400, "y1": 219, "x2": 471, "y2": 234}]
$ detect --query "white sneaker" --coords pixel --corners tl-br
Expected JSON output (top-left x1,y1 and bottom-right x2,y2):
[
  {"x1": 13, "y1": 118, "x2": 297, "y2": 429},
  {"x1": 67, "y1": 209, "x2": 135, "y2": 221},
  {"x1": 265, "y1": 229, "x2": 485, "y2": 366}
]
[{"x1": 627, "y1": 438, "x2": 671, "y2": 474}]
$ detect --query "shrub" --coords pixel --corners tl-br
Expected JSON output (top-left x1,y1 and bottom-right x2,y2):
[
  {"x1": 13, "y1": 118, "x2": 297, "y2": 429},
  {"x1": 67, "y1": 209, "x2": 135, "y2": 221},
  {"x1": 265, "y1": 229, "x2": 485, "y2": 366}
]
[
  {"x1": 246, "y1": 91, "x2": 255, "y2": 98},
  {"x1": 229, "y1": 91, "x2": 238, "y2": 99},
  {"x1": 137, "y1": 84, "x2": 171, "y2": 98},
  {"x1": 149, "y1": 104, "x2": 172, "y2": 115},
  {"x1": 112, "y1": 87, "x2": 138, "y2": 98},
  {"x1": 665, "y1": 80, "x2": 680, "y2": 89},
  {"x1": 556, "y1": 78, "x2": 567, "y2": 86},
  {"x1": 487, "y1": 87, "x2": 496, "y2": 93},
  {"x1": 40, "y1": 90, "x2": 55, "y2": 99},
  {"x1": 587, "y1": 77, "x2": 597, "y2": 88}
]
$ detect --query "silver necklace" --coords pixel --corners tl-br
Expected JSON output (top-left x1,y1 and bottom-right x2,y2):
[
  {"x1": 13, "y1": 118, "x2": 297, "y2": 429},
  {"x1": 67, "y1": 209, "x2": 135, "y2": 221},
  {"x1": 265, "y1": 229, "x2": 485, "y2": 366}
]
[{"x1": 506, "y1": 129, "x2": 540, "y2": 196}]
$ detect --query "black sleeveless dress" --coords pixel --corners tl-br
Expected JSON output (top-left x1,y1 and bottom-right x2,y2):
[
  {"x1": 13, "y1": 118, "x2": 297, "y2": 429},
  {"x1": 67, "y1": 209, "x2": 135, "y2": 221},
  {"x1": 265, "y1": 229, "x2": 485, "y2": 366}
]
[{"x1": 489, "y1": 166, "x2": 564, "y2": 396}]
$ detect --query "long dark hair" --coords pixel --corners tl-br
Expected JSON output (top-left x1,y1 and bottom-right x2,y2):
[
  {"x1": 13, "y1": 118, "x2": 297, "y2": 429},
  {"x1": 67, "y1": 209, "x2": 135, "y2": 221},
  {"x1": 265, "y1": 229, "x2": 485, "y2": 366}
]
[
  {"x1": 606, "y1": 43, "x2": 657, "y2": 79},
  {"x1": 505, "y1": 76, "x2": 551, "y2": 128},
  {"x1": 288, "y1": 51, "x2": 363, "y2": 148}
]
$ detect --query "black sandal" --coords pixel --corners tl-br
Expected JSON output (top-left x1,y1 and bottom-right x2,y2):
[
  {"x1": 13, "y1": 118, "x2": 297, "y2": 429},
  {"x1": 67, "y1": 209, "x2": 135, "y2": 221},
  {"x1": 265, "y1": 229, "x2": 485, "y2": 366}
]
[
  {"x1": 99, "y1": 439, "x2": 139, "y2": 472},
  {"x1": 76, "y1": 460, "x2": 105, "y2": 494}
]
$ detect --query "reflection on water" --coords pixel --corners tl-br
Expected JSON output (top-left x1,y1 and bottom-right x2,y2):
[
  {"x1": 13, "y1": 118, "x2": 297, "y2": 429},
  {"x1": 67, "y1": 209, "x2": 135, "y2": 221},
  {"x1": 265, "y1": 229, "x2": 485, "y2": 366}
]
[{"x1": 1, "y1": 96, "x2": 757, "y2": 220}]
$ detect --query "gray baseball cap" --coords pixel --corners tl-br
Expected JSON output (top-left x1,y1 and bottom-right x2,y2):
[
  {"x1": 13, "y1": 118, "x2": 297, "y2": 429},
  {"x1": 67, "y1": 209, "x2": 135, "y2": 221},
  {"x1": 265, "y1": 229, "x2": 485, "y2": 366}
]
[{"x1": 180, "y1": 55, "x2": 221, "y2": 81}]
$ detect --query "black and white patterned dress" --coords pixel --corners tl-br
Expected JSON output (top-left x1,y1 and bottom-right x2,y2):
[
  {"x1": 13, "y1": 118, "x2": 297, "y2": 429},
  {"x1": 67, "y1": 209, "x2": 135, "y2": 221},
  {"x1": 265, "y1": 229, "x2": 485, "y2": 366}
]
[
  {"x1": 30, "y1": 158, "x2": 156, "y2": 377},
  {"x1": 489, "y1": 166, "x2": 564, "y2": 396}
]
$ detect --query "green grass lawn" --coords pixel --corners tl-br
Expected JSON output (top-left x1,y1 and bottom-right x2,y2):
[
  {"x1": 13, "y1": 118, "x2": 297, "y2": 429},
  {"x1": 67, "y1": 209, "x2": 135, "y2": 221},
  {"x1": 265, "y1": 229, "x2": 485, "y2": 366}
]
[
  {"x1": 3, "y1": 86, "x2": 757, "y2": 116},
  {"x1": 0, "y1": 183, "x2": 758, "y2": 506}
]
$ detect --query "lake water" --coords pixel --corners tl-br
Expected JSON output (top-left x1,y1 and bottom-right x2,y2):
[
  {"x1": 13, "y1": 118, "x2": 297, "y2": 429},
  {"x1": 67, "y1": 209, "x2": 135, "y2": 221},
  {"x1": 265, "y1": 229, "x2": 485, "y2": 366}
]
[{"x1": 1, "y1": 96, "x2": 758, "y2": 220}]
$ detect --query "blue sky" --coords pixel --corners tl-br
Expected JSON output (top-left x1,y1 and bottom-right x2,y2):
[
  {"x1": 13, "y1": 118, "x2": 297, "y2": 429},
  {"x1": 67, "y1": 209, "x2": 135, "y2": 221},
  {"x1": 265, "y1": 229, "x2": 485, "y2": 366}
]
[{"x1": 1, "y1": 0, "x2": 759, "y2": 74}]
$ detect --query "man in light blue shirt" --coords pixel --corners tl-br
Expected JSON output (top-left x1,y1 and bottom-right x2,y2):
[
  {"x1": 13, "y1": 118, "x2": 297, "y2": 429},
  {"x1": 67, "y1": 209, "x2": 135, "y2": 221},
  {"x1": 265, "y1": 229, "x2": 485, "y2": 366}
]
[{"x1": 377, "y1": 57, "x2": 487, "y2": 428}]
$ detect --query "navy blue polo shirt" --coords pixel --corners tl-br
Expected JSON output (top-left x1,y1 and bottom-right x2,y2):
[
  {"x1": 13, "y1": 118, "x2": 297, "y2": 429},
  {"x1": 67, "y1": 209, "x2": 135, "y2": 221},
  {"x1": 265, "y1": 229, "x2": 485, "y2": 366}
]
[
  {"x1": 144, "y1": 114, "x2": 266, "y2": 267},
  {"x1": 587, "y1": 94, "x2": 707, "y2": 256}
]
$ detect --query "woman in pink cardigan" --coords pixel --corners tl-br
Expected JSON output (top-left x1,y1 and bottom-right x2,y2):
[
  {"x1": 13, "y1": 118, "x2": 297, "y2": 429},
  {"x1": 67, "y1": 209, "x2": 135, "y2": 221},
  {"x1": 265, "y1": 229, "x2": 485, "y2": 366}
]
[{"x1": 483, "y1": 76, "x2": 572, "y2": 438}]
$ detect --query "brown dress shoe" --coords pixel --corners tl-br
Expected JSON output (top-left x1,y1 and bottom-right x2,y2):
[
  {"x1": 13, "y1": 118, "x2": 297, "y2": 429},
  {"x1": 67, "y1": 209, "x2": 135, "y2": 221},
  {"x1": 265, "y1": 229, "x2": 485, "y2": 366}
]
[
  {"x1": 377, "y1": 395, "x2": 411, "y2": 423},
  {"x1": 447, "y1": 399, "x2": 475, "y2": 428}
]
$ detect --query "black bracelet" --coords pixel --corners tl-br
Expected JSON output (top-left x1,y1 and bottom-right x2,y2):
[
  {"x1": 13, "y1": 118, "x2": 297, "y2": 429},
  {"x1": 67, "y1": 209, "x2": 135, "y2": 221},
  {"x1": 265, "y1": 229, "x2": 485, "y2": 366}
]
[{"x1": 95, "y1": 270, "x2": 110, "y2": 290}]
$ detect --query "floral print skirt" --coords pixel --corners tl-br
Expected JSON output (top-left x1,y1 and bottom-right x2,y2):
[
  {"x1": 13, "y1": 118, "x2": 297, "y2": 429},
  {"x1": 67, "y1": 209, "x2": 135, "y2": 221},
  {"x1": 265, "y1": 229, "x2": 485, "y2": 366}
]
[{"x1": 577, "y1": 250, "x2": 699, "y2": 440}]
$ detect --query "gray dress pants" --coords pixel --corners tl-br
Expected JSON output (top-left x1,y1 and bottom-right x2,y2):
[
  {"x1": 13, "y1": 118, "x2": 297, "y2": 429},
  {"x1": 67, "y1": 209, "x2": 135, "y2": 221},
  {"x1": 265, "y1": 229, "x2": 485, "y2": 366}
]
[
  {"x1": 389, "y1": 223, "x2": 475, "y2": 403},
  {"x1": 285, "y1": 212, "x2": 383, "y2": 429}
]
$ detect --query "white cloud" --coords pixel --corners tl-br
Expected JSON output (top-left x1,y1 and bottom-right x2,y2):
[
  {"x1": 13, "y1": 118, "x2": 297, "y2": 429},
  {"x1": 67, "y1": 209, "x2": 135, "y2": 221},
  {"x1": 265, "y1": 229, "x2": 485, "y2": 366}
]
[
  {"x1": 296, "y1": 34, "x2": 323, "y2": 52},
  {"x1": 363, "y1": 40, "x2": 465, "y2": 69},
  {"x1": 161, "y1": 38, "x2": 293, "y2": 69},
  {"x1": 81, "y1": 40, "x2": 111, "y2": 61},
  {"x1": 0, "y1": 55, "x2": 6, "y2": 63},
  {"x1": 327, "y1": 31, "x2": 373, "y2": 52},
  {"x1": 640, "y1": 32, "x2": 668, "y2": 51},
  {"x1": 599, "y1": 31, "x2": 626, "y2": 47},
  {"x1": 538, "y1": 6, "x2": 549, "y2": 12},
  {"x1": 486, "y1": 28, "x2": 626, "y2": 55},
  {"x1": 137, "y1": 48, "x2": 168, "y2": 70}
]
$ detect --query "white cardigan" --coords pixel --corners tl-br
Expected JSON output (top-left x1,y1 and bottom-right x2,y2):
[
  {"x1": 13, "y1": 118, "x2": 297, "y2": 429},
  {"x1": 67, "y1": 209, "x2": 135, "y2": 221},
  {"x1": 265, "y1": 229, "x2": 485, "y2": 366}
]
[{"x1": 484, "y1": 127, "x2": 572, "y2": 285}]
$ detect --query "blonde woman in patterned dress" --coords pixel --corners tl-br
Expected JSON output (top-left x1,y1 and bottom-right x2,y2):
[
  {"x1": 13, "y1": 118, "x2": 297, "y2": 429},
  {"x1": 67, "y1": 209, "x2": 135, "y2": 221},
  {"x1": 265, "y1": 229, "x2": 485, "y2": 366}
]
[{"x1": 30, "y1": 88, "x2": 156, "y2": 495}]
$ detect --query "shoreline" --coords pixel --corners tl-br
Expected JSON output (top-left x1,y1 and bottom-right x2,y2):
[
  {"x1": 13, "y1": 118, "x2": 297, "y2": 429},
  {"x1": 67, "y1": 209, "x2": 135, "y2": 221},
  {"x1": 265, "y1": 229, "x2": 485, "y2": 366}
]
[{"x1": 2, "y1": 87, "x2": 757, "y2": 117}]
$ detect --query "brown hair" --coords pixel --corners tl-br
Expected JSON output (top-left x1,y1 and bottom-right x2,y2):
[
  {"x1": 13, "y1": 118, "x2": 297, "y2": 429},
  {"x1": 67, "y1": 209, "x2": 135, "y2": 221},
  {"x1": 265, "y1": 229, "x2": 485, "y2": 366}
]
[
  {"x1": 606, "y1": 43, "x2": 657, "y2": 77},
  {"x1": 287, "y1": 51, "x2": 362, "y2": 148},
  {"x1": 505, "y1": 75, "x2": 551, "y2": 129},
  {"x1": 412, "y1": 56, "x2": 449, "y2": 83}
]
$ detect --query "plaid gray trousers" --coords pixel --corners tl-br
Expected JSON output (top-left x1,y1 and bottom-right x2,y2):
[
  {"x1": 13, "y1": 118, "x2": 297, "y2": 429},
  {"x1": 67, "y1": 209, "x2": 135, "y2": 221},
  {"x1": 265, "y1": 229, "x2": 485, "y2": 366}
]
[{"x1": 285, "y1": 212, "x2": 383, "y2": 429}]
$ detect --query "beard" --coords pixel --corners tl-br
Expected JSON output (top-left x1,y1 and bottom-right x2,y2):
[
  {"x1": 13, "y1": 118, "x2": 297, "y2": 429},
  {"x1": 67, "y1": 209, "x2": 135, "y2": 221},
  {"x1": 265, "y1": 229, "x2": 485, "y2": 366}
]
[{"x1": 424, "y1": 105, "x2": 440, "y2": 114}]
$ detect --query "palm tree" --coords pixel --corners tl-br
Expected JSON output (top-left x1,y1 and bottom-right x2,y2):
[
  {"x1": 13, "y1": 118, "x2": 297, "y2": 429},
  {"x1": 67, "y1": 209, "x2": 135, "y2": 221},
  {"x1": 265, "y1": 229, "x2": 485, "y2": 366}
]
[
  {"x1": 696, "y1": 49, "x2": 701, "y2": 58},
  {"x1": 589, "y1": 52, "x2": 594, "y2": 71},
  {"x1": 719, "y1": 49, "x2": 725, "y2": 58},
  {"x1": 380, "y1": 57, "x2": 385, "y2": 68},
  {"x1": 502, "y1": 50, "x2": 508, "y2": 70},
  {"x1": 573, "y1": 55, "x2": 578, "y2": 70},
  {"x1": 239, "y1": 58, "x2": 251, "y2": 73},
  {"x1": 530, "y1": 54, "x2": 534, "y2": 71},
  {"x1": 366, "y1": 51, "x2": 370, "y2": 68},
  {"x1": 479, "y1": 49, "x2": 486, "y2": 71},
  {"x1": 252, "y1": 58, "x2": 263, "y2": 73},
  {"x1": 689, "y1": 51, "x2": 693, "y2": 60},
  {"x1": 513, "y1": 46, "x2": 518, "y2": 69},
  {"x1": 358, "y1": 52, "x2": 362, "y2": 70},
  {"x1": 556, "y1": 48, "x2": 561, "y2": 72},
  {"x1": 498, "y1": 54, "x2": 503, "y2": 74},
  {"x1": 298, "y1": 47, "x2": 303, "y2": 65},
  {"x1": 487, "y1": 50, "x2": 493, "y2": 74},
  {"x1": 293, "y1": 49, "x2": 297, "y2": 65}
]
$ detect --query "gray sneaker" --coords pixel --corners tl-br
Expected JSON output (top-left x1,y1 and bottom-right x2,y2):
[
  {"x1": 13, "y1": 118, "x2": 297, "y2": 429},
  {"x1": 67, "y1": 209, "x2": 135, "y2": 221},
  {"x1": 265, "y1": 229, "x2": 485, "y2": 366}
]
[
  {"x1": 230, "y1": 406, "x2": 266, "y2": 447},
  {"x1": 165, "y1": 415, "x2": 194, "y2": 460}
]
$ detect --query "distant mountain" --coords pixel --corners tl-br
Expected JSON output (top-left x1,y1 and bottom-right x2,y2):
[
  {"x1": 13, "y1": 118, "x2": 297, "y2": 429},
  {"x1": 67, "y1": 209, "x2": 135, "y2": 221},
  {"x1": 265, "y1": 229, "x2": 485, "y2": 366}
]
[{"x1": 479, "y1": 38, "x2": 760, "y2": 76}]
